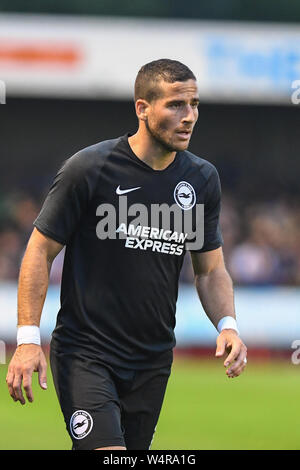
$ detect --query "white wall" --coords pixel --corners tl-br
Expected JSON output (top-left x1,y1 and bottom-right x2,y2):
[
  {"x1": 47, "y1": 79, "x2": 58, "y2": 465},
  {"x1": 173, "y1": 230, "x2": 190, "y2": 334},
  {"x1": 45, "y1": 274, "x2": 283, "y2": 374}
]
[{"x1": 0, "y1": 13, "x2": 299, "y2": 103}]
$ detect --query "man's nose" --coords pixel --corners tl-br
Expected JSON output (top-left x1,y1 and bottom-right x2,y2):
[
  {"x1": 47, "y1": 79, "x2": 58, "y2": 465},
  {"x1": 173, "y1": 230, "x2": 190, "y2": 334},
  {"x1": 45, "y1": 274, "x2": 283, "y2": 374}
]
[{"x1": 182, "y1": 105, "x2": 196, "y2": 123}]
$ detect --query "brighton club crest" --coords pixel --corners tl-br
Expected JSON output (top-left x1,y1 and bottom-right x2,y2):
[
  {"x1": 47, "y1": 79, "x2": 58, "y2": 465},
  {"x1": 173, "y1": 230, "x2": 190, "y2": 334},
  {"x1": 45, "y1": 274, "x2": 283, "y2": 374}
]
[
  {"x1": 70, "y1": 410, "x2": 93, "y2": 440},
  {"x1": 174, "y1": 181, "x2": 196, "y2": 210}
]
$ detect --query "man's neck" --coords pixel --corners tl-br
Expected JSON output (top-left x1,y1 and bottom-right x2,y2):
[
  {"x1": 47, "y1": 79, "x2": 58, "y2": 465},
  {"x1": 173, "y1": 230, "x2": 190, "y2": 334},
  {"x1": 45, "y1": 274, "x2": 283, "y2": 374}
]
[{"x1": 128, "y1": 129, "x2": 176, "y2": 171}]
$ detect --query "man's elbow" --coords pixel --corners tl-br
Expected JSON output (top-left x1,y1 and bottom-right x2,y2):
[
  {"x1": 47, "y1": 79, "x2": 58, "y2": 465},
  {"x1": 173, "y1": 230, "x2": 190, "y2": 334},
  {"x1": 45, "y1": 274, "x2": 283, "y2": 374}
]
[
  {"x1": 28, "y1": 228, "x2": 64, "y2": 263},
  {"x1": 194, "y1": 265, "x2": 232, "y2": 284}
]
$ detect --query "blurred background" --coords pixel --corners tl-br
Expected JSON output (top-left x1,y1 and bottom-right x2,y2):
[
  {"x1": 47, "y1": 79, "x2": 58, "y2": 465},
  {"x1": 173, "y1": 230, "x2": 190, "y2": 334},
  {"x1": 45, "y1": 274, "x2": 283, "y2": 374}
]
[{"x1": 1, "y1": 0, "x2": 300, "y2": 450}]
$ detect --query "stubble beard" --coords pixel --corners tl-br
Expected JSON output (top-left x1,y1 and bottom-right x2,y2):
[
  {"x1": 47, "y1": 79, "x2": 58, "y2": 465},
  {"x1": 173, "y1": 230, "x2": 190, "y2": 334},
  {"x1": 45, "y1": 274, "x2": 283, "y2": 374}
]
[{"x1": 145, "y1": 119, "x2": 184, "y2": 153}]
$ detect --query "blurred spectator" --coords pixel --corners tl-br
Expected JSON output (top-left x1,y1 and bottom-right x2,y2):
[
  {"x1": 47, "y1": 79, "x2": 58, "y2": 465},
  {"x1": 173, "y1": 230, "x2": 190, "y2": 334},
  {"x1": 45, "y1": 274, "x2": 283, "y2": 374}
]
[
  {"x1": 180, "y1": 196, "x2": 300, "y2": 286},
  {"x1": 228, "y1": 203, "x2": 300, "y2": 285},
  {"x1": 0, "y1": 228, "x2": 23, "y2": 280},
  {"x1": 8, "y1": 193, "x2": 40, "y2": 246},
  {"x1": 219, "y1": 194, "x2": 241, "y2": 261}
]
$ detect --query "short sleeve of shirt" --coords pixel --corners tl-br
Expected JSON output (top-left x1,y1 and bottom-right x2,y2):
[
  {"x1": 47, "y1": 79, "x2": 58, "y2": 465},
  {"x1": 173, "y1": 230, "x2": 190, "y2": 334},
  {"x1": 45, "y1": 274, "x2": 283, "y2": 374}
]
[
  {"x1": 190, "y1": 165, "x2": 223, "y2": 253},
  {"x1": 33, "y1": 150, "x2": 96, "y2": 245}
]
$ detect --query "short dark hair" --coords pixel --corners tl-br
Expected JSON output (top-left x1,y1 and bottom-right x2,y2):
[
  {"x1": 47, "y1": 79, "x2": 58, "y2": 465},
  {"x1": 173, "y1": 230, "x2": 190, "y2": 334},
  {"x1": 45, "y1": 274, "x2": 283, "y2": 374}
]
[{"x1": 134, "y1": 58, "x2": 196, "y2": 102}]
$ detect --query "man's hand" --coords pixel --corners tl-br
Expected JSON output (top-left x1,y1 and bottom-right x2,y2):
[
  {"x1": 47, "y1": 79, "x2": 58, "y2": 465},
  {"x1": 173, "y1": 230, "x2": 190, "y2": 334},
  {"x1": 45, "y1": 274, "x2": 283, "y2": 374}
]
[
  {"x1": 6, "y1": 344, "x2": 47, "y2": 404},
  {"x1": 215, "y1": 329, "x2": 247, "y2": 378}
]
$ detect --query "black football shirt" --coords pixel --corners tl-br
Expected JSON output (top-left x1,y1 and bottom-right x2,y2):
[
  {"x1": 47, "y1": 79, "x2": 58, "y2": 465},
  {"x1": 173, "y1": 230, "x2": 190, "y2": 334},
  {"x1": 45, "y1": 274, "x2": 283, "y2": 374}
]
[{"x1": 34, "y1": 133, "x2": 223, "y2": 369}]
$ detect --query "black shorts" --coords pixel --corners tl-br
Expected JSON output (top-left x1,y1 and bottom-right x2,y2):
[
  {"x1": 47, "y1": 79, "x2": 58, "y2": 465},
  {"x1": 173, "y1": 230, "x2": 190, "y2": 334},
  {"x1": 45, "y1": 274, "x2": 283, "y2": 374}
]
[{"x1": 50, "y1": 346, "x2": 172, "y2": 450}]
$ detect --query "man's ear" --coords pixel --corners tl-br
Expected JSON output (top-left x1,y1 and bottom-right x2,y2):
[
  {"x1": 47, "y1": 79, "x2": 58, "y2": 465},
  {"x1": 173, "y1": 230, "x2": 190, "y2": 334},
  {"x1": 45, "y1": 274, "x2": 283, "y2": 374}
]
[{"x1": 135, "y1": 99, "x2": 150, "y2": 121}]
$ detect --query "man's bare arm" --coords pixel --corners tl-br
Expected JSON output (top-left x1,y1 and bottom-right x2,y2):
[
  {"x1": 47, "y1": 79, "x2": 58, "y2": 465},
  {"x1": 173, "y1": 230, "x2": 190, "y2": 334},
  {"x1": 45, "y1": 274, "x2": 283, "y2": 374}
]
[
  {"x1": 17, "y1": 228, "x2": 63, "y2": 325},
  {"x1": 190, "y1": 247, "x2": 247, "y2": 378},
  {"x1": 6, "y1": 228, "x2": 64, "y2": 404}
]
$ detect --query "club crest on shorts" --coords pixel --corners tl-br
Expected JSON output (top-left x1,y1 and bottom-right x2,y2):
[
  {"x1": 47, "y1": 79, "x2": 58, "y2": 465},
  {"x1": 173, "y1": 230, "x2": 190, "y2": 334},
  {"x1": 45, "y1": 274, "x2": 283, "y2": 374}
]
[
  {"x1": 70, "y1": 410, "x2": 93, "y2": 440},
  {"x1": 174, "y1": 181, "x2": 196, "y2": 210}
]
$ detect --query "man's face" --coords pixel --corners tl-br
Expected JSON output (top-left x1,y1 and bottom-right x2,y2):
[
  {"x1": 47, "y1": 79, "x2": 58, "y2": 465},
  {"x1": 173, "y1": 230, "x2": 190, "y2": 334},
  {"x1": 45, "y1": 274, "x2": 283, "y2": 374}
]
[{"x1": 145, "y1": 79, "x2": 199, "y2": 152}]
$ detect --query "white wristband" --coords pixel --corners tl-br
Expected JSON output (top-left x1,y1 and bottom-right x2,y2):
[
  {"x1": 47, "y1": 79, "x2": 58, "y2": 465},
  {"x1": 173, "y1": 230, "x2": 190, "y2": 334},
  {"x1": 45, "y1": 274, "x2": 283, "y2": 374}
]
[
  {"x1": 17, "y1": 325, "x2": 41, "y2": 346},
  {"x1": 217, "y1": 316, "x2": 239, "y2": 335}
]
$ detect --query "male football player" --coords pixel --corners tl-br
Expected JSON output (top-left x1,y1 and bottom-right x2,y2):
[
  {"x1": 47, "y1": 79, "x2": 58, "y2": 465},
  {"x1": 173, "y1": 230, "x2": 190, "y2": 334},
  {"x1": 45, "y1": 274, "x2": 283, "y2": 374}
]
[{"x1": 7, "y1": 59, "x2": 247, "y2": 450}]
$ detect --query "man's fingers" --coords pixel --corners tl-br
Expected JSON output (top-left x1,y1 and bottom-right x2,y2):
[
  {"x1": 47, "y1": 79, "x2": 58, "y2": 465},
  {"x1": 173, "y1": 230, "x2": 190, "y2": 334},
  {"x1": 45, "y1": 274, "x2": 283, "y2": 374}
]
[
  {"x1": 215, "y1": 336, "x2": 226, "y2": 357},
  {"x1": 6, "y1": 370, "x2": 17, "y2": 402},
  {"x1": 23, "y1": 370, "x2": 34, "y2": 402},
  {"x1": 12, "y1": 373, "x2": 25, "y2": 405},
  {"x1": 224, "y1": 346, "x2": 241, "y2": 367},
  {"x1": 226, "y1": 348, "x2": 247, "y2": 377},
  {"x1": 216, "y1": 332, "x2": 247, "y2": 378},
  {"x1": 7, "y1": 346, "x2": 48, "y2": 404},
  {"x1": 227, "y1": 361, "x2": 247, "y2": 378},
  {"x1": 227, "y1": 352, "x2": 247, "y2": 375},
  {"x1": 38, "y1": 362, "x2": 47, "y2": 390}
]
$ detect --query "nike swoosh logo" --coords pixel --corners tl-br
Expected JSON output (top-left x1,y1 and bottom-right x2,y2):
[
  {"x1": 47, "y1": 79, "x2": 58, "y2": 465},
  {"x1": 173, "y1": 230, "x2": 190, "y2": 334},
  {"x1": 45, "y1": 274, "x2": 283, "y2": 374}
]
[{"x1": 116, "y1": 185, "x2": 141, "y2": 195}]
